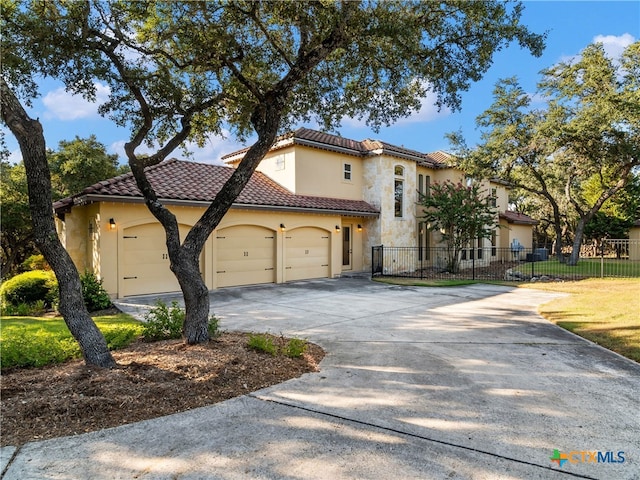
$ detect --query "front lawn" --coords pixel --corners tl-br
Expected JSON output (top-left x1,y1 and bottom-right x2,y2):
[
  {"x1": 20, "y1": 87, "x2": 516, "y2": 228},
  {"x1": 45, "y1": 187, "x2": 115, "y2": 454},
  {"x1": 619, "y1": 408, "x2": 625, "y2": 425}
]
[
  {"x1": 512, "y1": 258, "x2": 640, "y2": 278},
  {"x1": 520, "y1": 279, "x2": 640, "y2": 362},
  {"x1": 0, "y1": 313, "x2": 143, "y2": 369}
]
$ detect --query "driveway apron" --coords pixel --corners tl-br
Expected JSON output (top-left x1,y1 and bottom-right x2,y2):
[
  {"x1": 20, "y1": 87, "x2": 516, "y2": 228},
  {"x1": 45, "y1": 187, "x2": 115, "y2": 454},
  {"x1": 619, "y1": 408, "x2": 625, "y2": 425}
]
[{"x1": 3, "y1": 278, "x2": 639, "y2": 480}]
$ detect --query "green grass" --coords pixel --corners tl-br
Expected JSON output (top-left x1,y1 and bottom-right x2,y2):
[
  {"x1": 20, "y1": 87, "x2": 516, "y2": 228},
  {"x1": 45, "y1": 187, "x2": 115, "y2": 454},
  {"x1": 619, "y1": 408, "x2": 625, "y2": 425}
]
[
  {"x1": 520, "y1": 279, "x2": 640, "y2": 362},
  {"x1": 1, "y1": 313, "x2": 143, "y2": 369},
  {"x1": 373, "y1": 277, "x2": 478, "y2": 287},
  {"x1": 512, "y1": 258, "x2": 640, "y2": 278}
]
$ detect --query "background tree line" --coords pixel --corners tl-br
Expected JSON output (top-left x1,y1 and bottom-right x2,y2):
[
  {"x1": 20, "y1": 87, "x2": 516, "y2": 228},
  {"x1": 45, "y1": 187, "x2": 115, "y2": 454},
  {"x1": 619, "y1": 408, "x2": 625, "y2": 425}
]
[
  {"x1": 448, "y1": 41, "x2": 640, "y2": 265},
  {"x1": 1, "y1": 136, "x2": 128, "y2": 278}
]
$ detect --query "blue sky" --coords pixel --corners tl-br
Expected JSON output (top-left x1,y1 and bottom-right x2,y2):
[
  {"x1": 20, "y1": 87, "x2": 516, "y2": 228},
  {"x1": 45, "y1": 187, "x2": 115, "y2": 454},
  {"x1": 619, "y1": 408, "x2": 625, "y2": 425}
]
[{"x1": 3, "y1": 1, "x2": 639, "y2": 165}]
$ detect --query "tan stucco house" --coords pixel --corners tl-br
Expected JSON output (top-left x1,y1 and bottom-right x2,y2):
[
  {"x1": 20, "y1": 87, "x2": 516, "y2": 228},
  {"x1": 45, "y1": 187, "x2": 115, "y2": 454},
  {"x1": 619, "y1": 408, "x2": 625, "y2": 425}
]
[
  {"x1": 630, "y1": 220, "x2": 640, "y2": 260},
  {"x1": 54, "y1": 128, "x2": 536, "y2": 298}
]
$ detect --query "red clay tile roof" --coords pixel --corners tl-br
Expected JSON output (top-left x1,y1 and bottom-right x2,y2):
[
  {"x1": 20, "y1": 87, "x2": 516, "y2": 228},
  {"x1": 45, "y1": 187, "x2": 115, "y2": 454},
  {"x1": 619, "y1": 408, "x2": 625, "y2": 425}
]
[
  {"x1": 422, "y1": 151, "x2": 453, "y2": 166},
  {"x1": 289, "y1": 128, "x2": 367, "y2": 154},
  {"x1": 499, "y1": 211, "x2": 539, "y2": 225},
  {"x1": 223, "y1": 127, "x2": 449, "y2": 168},
  {"x1": 53, "y1": 159, "x2": 379, "y2": 217}
]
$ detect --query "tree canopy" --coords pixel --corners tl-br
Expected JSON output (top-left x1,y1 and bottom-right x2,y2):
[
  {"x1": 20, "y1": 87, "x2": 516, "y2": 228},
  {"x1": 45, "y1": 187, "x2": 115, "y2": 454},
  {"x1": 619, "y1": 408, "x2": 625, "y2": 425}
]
[
  {"x1": 0, "y1": 137, "x2": 126, "y2": 277},
  {"x1": 49, "y1": 135, "x2": 125, "y2": 199},
  {"x1": 2, "y1": 0, "x2": 546, "y2": 344},
  {"x1": 0, "y1": 160, "x2": 33, "y2": 277},
  {"x1": 449, "y1": 41, "x2": 640, "y2": 264},
  {"x1": 3, "y1": 1, "x2": 545, "y2": 140}
]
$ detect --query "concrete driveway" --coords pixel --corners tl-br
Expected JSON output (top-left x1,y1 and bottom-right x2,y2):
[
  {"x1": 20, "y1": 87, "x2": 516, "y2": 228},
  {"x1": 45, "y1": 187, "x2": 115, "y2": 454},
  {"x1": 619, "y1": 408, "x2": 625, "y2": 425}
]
[{"x1": 2, "y1": 278, "x2": 639, "y2": 479}]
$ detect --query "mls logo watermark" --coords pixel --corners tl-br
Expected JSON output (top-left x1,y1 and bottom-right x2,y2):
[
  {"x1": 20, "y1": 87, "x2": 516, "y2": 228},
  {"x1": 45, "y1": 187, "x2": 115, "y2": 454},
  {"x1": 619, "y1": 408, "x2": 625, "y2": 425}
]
[{"x1": 551, "y1": 449, "x2": 625, "y2": 468}]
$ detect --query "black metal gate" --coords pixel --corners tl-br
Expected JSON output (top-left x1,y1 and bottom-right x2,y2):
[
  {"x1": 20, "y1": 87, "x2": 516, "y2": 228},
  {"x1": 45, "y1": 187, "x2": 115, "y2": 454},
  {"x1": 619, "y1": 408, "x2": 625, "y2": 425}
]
[{"x1": 371, "y1": 245, "x2": 384, "y2": 275}]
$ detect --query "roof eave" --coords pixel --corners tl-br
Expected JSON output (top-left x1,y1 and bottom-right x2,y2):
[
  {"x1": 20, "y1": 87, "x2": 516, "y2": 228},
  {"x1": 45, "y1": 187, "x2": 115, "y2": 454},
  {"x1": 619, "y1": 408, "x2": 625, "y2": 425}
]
[{"x1": 57, "y1": 194, "x2": 380, "y2": 218}]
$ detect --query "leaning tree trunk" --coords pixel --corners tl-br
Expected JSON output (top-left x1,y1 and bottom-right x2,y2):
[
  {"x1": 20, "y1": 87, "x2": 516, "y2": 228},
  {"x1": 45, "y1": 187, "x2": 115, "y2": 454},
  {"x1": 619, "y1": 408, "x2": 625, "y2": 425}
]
[
  {"x1": 171, "y1": 250, "x2": 210, "y2": 344},
  {"x1": 548, "y1": 200, "x2": 565, "y2": 263},
  {"x1": 553, "y1": 222, "x2": 565, "y2": 263},
  {"x1": 567, "y1": 216, "x2": 588, "y2": 266},
  {"x1": 1, "y1": 78, "x2": 116, "y2": 368}
]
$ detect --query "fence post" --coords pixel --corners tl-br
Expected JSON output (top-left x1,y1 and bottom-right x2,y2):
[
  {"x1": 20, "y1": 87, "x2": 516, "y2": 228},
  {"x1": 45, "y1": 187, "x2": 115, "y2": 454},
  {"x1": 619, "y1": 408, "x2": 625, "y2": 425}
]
[
  {"x1": 373, "y1": 245, "x2": 384, "y2": 276},
  {"x1": 531, "y1": 249, "x2": 535, "y2": 279},
  {"x1": 371, "y1": 246, "x2": 374, "y2": 276},
  {"x1": 472, "y1": 251, "x2": 476, "y2": 280}
]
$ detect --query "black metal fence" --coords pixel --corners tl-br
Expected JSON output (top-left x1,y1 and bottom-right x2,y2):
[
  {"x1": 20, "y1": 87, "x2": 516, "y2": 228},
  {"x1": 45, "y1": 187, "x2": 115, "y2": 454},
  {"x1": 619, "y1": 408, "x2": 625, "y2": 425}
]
[{"x1": 371, "y1": 242, "x2": 640, "y2": 281}]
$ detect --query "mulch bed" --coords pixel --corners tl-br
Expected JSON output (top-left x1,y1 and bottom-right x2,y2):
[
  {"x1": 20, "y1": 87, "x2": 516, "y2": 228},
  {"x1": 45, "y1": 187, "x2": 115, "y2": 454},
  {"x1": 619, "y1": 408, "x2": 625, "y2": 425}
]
[{"x1": 1, "y1": 332, "x2": 324, "y2": 447}]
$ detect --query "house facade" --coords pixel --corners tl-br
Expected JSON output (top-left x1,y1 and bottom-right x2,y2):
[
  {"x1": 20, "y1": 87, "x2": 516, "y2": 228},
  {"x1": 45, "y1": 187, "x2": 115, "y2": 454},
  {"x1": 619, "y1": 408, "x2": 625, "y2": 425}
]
[{"x1": 54, "y1": 128, "x2": 535, "y2": 298}]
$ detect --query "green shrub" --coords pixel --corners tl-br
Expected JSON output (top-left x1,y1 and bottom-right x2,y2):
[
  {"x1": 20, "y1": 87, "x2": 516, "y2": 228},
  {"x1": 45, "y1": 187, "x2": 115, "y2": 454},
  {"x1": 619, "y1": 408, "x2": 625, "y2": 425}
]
[
  {"x1": 1, "y1": 302, "x2": 43, "y2": 316},
  {"x1": 80, "y1": 271, "x2": 112, "y2": 312},
  {"x1": 142, "y1": 300, "x2": 185, "y2": 341},
  {"x1": 0, "y1": 328, "x2": 81, "y2": 369},
  {"x1": 141, "y1": 301, "x2": 221, "y2": 342},
  {"x1": 208, "y1": 314, "x2": 221, "y2": 338},
  {"x1": 101, "y1": 325, "x2": 144, "y2": 350},
  {"x1": 0, "y1": 270, "x2": 58, "y2": 310},
  {"x1": 21, "y1": 254, "x2": 50, "y2": 271},
  {"x1": 284, "y1": 338, "x2": 307, "y2": 358},
  {"x1": 247, "y1": 333, "x2": 278, "y2": 355}
]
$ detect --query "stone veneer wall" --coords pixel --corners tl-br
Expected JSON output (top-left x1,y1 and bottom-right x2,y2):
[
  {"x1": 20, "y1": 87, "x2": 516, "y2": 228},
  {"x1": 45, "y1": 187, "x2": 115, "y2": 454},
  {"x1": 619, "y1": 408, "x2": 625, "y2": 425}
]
[{"x1": 362, "y1": 154, "x2": 418, "y2": 272}]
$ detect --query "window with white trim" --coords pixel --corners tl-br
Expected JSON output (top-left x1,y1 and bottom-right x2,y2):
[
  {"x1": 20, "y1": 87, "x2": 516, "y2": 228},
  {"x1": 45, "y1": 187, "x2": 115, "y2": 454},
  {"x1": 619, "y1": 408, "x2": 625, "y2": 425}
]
[
  {"x1": 394, "y1": 165, "x2": 404, "y2": 218},
  {"x1": 343, "y1": 163, "x2": 352, "y2": 181}
]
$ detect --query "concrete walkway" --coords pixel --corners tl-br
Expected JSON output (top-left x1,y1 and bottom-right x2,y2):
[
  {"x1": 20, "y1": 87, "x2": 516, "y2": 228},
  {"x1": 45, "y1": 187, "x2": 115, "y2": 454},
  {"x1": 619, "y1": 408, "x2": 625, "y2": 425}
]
[{"x1": 2, "y1": 278, "x2": 639, "y2": 479}]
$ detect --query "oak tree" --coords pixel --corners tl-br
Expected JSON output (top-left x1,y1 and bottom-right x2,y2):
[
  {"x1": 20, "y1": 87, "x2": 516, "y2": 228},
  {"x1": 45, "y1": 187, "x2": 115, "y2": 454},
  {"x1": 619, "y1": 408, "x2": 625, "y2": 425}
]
[
  {"x1": 2, "y1": 1, "x2": 545, "y2": 345},
  {"x1": 450, "y1": 42, "x2": 640, "y2": 265},
  {"x1": 1, "y1": 79, "x2": 116, "y2": 367},
  {"x1": 49, "y1": 135, "x2": 125, "y2": 199}
]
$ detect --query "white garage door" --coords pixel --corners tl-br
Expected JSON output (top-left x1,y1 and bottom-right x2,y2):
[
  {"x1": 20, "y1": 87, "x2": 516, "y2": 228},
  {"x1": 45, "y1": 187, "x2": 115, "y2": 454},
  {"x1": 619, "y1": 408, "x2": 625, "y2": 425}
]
[
  {"x1": 121, "y1": 223, "x2": 189, "y2": 297},
  {"x1": 285, "y1": 227, "x2": 330, "y2": 282},
  {"x1": 216, "y1": 225, "x2": 276, "y2": 288}
]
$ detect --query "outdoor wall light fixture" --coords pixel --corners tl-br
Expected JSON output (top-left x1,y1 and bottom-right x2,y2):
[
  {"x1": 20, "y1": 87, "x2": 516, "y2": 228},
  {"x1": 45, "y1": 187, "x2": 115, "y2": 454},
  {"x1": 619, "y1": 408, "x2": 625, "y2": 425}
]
[
  {"x1": 109, "y1": 218, "x2": 116, "y2": 230},
  {"x1": 335, "y1": 225, "x2": 341, "y2": 232},
  {"x1": 357, "y1": 224, "x2": 363, "y2": 232},
  {"x1": 280, "y1": 223, "x2": 286, "y2": 232}
]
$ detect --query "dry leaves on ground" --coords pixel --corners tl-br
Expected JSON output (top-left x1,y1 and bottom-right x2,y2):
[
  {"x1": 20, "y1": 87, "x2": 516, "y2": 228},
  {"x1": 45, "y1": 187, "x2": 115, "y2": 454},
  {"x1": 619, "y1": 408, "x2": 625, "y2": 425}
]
[{"x1": 0, "y1": 332, "x2": 324, "y2": 447}]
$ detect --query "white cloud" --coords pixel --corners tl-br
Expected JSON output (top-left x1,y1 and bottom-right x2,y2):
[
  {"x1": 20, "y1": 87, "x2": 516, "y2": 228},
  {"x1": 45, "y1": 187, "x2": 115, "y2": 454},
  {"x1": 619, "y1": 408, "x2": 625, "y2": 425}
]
[
  {"x1": 396, "y1": 90, "x2": 452, "y2": 125},
  {"x1": 553, "y1": 33, "x2": 636, "y2": 77},
  {"x1": 183, "y1": 134, "x2": 246, "y2": 165},
  {"x1": 593, "y1": 33, "x2": 636, "y2": 60},
  {"x1": 342, "y1": 88, "x2": 451, "y2": 129},
  {"x1": 110, "y1": 129, "x2": 245, "y2": 166},
  {"x1": 42, "y1": 82, "x2": 111, "y2": 121}
]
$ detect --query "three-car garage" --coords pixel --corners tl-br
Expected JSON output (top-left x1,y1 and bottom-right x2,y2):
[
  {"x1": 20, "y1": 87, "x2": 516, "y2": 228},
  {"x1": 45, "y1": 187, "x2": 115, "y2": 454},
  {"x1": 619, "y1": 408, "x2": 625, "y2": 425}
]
[{"x1": 119, "y1": 221, "x2": 335, "y2": 297}]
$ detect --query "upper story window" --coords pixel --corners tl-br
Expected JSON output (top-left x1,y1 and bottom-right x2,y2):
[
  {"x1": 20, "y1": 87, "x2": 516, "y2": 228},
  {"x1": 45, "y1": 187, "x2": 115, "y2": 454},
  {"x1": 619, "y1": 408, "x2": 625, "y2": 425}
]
[
  {"x1": 418, "y1": 174, "x2": 431, "y2": 199},
  {"x1": 394, "y1": 165, "x2": 404, "y2": 218},
  {"x1": 275, "y1": 155, "x2": 285, "y2": 171},
  {"x1": 490, "y1": 188, "x2": 497, "y2": 208},
  {"x1": 343, "y1": 163, "x2": 352, "y2": 181}
]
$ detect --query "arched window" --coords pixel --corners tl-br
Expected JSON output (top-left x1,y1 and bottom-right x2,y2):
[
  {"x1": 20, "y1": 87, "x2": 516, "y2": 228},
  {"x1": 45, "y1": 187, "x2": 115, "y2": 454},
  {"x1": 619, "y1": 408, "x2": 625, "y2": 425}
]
[{"x1": 394, "y1": 165, "x2": 404, "y2": 218}]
